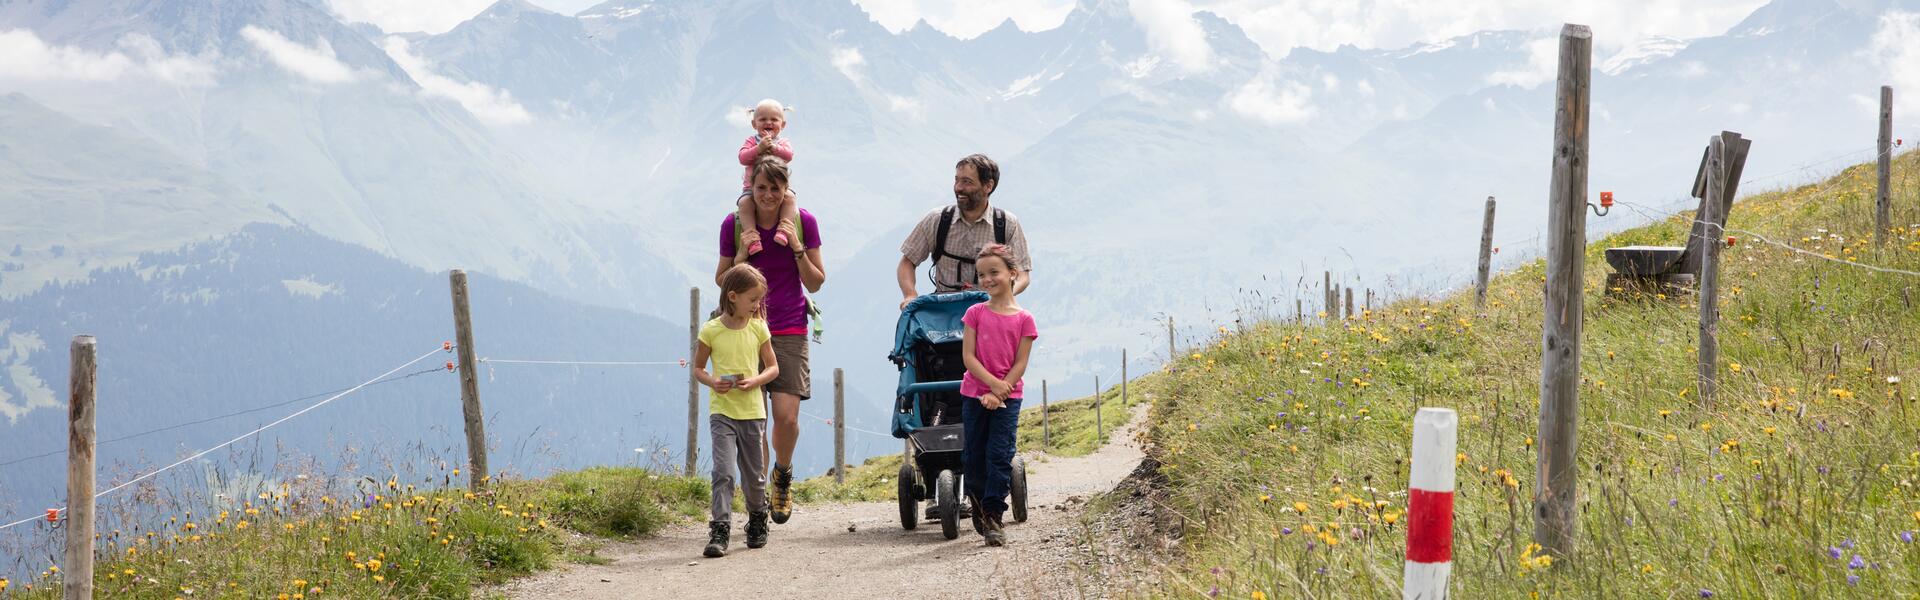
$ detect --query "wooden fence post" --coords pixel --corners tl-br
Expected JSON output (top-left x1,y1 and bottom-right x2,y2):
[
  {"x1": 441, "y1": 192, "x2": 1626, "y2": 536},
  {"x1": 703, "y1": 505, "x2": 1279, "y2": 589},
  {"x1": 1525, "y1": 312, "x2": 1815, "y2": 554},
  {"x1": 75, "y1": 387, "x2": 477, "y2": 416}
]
[
  {"x1": 1324, "y1": 271, "x2": 1333, "y2": 321},
  {"x1": 686, "y1": 287, "x2": 700, "y2": 477},
  {"x1": 1476, "y1": 196, "x2": 1497, "y2": 310},
  {"x1": 65, "y1": 335, "x2": 96, "y2": 600},
  {"x1": 1042, "y1": 380, "x2": 1050, "y2": 449},
  {"x1": 1879, "y1": 85, "x2": 1894, "y2": 248},
  {"x1": 448, "y1": 270, "x2": 488, "y2": 490},
  {"x1": 1094, "y1": 375, "x2": 1103, "y2": 440},
  {"x1": 1121, "y1": 349, "x2": 1129, "y2": 407},
  {"x1": 1345, "y1": 287, "x2": 1355, "y2": 320},
  {"x1": 1534, "y1": 23, "x2": 1591, "y2": 559},
  {"x1": 1698, "y1": 135, "x2": 1728, "y2": 408},
  {"x1": 1167, "y1": 317, "x2": 1176, "y2": 368},
  {"x1": 833, "y1": 368, "x2": 845, "y2": 484}
]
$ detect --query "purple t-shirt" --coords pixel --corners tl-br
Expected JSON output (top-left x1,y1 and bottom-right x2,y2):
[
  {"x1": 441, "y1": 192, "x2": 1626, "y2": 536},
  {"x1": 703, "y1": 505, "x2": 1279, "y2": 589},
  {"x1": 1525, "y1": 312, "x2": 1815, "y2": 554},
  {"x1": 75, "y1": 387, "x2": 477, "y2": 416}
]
[
  {"x1": 720, "y1": 209, "x2": 821, "y2": 335},
  {"x1": 959, "y1": 303, "x2": 1038, "y2": 399}
]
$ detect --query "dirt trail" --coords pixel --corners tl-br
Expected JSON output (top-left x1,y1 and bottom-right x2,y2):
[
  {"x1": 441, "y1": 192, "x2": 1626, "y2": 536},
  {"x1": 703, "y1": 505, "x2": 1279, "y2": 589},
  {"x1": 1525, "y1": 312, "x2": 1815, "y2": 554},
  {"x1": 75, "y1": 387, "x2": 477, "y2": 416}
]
[{"x1": 501, "y1": 404, "x2": 1151, "y2": 600}]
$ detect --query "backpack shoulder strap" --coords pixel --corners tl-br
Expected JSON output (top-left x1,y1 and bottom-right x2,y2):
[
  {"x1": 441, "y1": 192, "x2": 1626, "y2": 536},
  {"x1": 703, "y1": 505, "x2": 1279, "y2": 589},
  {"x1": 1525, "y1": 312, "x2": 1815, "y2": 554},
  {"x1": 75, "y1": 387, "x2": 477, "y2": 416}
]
[
  {"x1": 993, "y1": 208, "x2": 1007, "y2": 245},
  {"x1": 932, "y1": 206, "x2": 957, "y2": 264}
]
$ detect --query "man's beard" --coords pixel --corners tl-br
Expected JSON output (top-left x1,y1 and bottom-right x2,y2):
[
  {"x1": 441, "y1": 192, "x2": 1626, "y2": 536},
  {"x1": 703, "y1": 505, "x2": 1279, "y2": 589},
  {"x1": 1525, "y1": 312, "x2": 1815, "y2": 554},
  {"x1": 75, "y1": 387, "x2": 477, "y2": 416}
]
[{"x1": 956, "y1": 193, "x2": 981, "y2": 212}]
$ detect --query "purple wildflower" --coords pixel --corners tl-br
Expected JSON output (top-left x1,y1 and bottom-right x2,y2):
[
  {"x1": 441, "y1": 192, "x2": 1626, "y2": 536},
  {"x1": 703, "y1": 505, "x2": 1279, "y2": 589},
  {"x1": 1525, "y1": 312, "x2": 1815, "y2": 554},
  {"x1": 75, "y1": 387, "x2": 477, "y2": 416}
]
[
  {"x1": 1211, "y1": 566, "x2": 1223, "y2": 575},
  {"x1": 1700, "y1": 589, "x2": 1713, "y2": 598},
  {"x1": 1669, "y1": 498, "x2": 1679, "y2": 507},
  {"x1": 1818, "y1": 466, "x2": 1830, "y2": 475},
  {"x1": 1285, "y1": 389, "x2": 1295, "y2": 396},
  {"x1": 1828, "y1": 547, "x2": 1843, "y2": 560},
  {"x1": 1848, "y1": 574, "x2": 1860, "y2": 586},
  {"x1": 1849, "y1": 555, "x2": 1865, "y2": 570},
  {"x1": 1842, "y1": 538, "x2": 1855, "y2": 550},
  {"x1": 1901, "y1": 531, "x2": 1914, "y2": 544},
  {"x1": 1282, "y1": 527, "x2": 1293, "y2": 535},
  {"x1": 1209, "y1": 586, "x2": 1219, "y2": 597}
]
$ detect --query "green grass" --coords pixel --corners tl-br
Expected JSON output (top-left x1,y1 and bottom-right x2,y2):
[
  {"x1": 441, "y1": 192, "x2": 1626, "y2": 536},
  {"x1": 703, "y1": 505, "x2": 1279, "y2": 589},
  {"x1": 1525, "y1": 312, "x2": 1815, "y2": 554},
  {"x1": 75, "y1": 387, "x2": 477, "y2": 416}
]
[
  {"x1": 1129, "y1": 150, "x2": 1920, "y2": 597},
  {"x1": 795, "y1": 390, "x2": 1146, "y2": 503},
  {"x1": 0, "y1": 469, "x2": 706, "y2": 599}
]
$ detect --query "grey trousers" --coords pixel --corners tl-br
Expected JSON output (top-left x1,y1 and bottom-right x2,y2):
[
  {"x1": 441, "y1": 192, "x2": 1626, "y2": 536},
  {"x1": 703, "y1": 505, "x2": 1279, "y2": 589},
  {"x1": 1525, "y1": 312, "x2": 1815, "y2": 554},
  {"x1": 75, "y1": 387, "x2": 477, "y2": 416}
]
[{"x1": 710, "y1": 413, "x2": 770, "y2": 522}]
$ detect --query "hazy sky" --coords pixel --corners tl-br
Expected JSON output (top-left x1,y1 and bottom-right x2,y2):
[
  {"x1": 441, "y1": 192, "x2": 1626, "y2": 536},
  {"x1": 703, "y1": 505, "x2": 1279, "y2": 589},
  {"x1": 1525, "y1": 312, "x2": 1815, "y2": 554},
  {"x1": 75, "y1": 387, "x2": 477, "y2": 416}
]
[{"x1": 327, "y1": 0, "x2": 1770, "y2": 56}]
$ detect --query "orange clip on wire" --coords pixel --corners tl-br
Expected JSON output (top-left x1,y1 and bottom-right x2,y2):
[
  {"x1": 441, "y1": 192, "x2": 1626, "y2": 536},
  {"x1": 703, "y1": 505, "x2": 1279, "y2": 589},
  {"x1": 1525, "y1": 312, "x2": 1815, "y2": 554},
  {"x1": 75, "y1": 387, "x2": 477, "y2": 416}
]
[
  {"x1": 443, "y1": 341, "x2": 453, "y2": 351},
  {"x1": 1600, "y1": 191, "x2": 1614, "y2": 208},
  {"x1": 1727, "y1": 236, "x2": 1737, "y2": 247},
  {"x1": 445, "y1": 361, "x2": 456, "y2": 372},
  {"x1": 45, "y1": 509, "x2": 58, "y2": 523},
  {"x1": 678, "y1": 359, "x2": 688, "y2": 368}
]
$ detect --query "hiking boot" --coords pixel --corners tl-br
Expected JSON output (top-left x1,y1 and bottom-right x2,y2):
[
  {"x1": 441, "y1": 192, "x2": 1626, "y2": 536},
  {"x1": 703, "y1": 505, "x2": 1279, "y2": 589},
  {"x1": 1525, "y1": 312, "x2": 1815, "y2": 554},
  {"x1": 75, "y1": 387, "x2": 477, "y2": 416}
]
[
  {"x1": 770, "y1": 463, "x2": 794, "y2": 524},
  {"x1": 982, "y1": 513, "x2": 1006, "y2": 547},
  {"x1": 702, "y1": 521, "x2": 730, "y2": 557},
  {"x1": 746, "y1": 512, "x2": 769, "y2": 549}
]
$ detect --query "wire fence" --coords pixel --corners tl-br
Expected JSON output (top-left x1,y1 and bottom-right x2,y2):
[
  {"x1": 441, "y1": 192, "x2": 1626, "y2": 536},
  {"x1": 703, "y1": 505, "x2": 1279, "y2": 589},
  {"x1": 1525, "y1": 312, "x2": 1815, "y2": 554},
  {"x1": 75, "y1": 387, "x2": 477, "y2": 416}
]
[{"x1": 0, "y1": 345, "x2": 448, "y2": 533}]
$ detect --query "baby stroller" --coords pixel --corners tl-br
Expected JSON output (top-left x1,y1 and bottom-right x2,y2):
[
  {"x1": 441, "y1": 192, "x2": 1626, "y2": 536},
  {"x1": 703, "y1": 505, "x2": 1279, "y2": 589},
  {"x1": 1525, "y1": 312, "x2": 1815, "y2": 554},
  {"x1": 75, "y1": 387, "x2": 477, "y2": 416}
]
[{"x1": 890, "y1": 291, "x2": 1028, "y2": 540}]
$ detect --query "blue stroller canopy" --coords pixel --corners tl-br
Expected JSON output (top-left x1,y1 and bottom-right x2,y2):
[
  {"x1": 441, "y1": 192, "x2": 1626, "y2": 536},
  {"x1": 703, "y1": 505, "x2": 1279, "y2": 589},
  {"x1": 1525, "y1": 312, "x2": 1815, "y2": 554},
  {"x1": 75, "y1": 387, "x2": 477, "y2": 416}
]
[{"x1": 890, "y1": 291, "x2": 988, "y2": 438}]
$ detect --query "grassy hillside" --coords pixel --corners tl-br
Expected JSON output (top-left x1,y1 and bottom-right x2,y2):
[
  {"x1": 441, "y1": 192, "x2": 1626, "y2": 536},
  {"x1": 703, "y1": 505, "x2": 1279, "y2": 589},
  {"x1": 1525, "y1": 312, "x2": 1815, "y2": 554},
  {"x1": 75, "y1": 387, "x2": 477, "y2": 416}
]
[
  {"x1": 0, "y1": 468, "x2": 705, "y2": 599},
  {"x1": 1130, "y1": 150, "x2": 1920, "y2": 597}
]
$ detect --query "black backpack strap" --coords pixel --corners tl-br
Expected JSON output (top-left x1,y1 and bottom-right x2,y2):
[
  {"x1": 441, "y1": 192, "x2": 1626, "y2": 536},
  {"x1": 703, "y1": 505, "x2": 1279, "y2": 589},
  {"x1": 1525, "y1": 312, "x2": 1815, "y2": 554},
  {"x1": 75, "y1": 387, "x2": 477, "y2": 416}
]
[
  {"x1": 993, "y1": 208, "x2": 1006, "y2": 245},
  {"x1": 932, "y1": 206, "x2": 955, "y2": 266}
]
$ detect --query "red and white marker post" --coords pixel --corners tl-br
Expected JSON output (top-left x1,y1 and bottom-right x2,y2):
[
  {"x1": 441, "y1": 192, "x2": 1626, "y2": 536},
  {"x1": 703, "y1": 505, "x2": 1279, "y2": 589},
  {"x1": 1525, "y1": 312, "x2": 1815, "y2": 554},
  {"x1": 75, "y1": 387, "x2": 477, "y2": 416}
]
[{"x1": 1404, "y1": 407, "x2": 1457, "y2": 599}]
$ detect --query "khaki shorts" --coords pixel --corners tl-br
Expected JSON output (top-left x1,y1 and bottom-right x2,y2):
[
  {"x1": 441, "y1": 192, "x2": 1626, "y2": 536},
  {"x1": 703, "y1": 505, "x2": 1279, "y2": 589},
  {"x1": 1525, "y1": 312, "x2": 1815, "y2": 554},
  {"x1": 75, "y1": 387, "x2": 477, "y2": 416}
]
[{"x1": 767, "y1": 334, "x2": 811, "y2": 400}]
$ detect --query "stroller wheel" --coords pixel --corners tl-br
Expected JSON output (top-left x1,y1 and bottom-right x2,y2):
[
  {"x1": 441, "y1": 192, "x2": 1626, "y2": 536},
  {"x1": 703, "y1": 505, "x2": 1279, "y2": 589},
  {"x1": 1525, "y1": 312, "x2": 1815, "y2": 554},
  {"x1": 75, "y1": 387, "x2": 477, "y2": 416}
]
[
  {"x1": 897, "y1": 461, "x2": 918, "y2": 531},
  {"x1": 1010, "y1": 456, "x2": 1029, "y2": 524},
  {"x1": 936, "y1": 470, "x2": 960, "y2": 540}
]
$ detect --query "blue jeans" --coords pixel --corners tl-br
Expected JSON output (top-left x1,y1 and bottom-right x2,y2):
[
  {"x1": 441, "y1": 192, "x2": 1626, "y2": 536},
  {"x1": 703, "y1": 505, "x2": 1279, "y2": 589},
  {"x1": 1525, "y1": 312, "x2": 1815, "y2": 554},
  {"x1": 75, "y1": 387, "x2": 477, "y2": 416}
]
[{"x1": 961, "y1": 395, "x2": 1022, "y2": 517}]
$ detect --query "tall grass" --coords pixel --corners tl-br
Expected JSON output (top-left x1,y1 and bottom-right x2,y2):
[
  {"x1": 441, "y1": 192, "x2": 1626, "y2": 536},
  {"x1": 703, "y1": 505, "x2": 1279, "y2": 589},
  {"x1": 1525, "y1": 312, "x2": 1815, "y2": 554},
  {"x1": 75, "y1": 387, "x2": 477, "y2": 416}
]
[
  {"x1": 0, "y1": 467, "x2": 706, "y2": 599},
  {"x1": 1133, "y1": 151, "x2": 1920, "y2": 597}
]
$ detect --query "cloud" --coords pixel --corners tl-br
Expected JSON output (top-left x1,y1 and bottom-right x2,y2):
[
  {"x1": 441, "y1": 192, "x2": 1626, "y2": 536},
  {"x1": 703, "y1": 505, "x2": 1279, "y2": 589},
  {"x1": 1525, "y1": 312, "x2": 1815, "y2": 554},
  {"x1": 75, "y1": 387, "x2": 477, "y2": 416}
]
[
  {"x1": 833, "y1": 47, "x2": 866, "y2": 83},
  {"x1": 0, "y1": 29, "x2": 215, "y2": 85},
  {"x1": 1227, "y1": 69, "x2": 1315, "y2": 124},
  {"x1": 1485, "y1": 36, "x2": 1559, "y2": 88},
  {"x1": 241, "y1": 26, "x2": 357, "y2": 84},
  {"x1": 327, "y1": 0, "x2": 495, "y2": 35},
  {"x1": 381, "y1": 36, "x2": 531, "y2": 125},
  {"x1": 886, "y1": 94, "x2": 925, "y2": 119},
  {"x1": 1869, "y1": 12, "x2": 1920, "y2": 121},
  {"x1": 1129, "y1": 0, "x2": 1216, "y2": 73}
]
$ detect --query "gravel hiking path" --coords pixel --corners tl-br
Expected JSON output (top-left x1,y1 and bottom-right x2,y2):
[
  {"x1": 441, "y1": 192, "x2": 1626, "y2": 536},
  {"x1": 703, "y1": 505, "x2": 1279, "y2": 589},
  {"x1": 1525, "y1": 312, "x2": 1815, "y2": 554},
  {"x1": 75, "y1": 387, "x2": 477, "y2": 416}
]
[{"x1": 501, "y1": 404, "x2": 1151, "y2": 600}]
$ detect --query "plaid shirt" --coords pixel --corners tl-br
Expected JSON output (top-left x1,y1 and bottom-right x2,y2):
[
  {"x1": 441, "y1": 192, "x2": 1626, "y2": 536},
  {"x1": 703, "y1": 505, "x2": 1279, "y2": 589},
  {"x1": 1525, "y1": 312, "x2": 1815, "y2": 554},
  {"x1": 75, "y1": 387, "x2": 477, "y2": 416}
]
[{"x1": 900, "y1": 205, "x2": 1032, "y2": 292}]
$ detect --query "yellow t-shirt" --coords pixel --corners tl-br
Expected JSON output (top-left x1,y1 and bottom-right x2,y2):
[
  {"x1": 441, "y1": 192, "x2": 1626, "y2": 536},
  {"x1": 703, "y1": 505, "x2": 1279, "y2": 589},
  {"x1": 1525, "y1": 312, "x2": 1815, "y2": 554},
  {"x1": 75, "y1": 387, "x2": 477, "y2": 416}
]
[{"x1": 698, "y1": 316, "x2": 771, "y2": 420}]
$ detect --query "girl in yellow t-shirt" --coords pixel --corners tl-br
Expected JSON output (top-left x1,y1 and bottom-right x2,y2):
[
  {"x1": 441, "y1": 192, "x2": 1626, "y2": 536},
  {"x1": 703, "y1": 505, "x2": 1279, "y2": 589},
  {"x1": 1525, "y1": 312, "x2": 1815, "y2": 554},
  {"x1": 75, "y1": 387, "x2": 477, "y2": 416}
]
[{"x1": 691, "y1": 263, "x2": 779, "y2": 557}]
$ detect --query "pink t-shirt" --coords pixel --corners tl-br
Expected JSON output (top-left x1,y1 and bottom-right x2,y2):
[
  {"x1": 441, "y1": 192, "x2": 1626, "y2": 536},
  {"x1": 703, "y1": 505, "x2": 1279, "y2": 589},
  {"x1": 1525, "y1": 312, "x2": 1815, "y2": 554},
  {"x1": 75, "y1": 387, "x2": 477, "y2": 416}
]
[
  {"x1": 959, "y1": 303, "x2": 1039, "y2": 399},
  {"x1": 738, "y1": 135, "x2": 794, "y2": 187}
]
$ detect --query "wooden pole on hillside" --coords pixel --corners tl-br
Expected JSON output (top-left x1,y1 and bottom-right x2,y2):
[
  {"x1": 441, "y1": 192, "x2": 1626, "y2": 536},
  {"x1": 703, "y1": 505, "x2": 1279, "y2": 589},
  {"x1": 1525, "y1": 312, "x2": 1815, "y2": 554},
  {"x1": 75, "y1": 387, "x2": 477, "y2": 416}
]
[
  {"x1": 1345, "y1": 287, "x2": 1355, "y2": 320},
  {"x1": 1698, "y1": 135, "x2": 1729, "y2": 408},
  {"x1": 1476, "y1": 196, "x2": 1498, "y2": 311},
  {"x1": 1533, "y1": 23, "x2": 1591, "y2": 559},
  {"x1": 686, "y1": 287, "x2": 700, "y2": 477},
  {"x1": 1879, "y1": 85, "x2": 1894, "y2": 248},
  {"x1": 449, "y1": 270, "x2": 488, "y2": 490},
  {"x1": 1122, "y1": 350, "x2": 1129, "y2": 407},
  {"x1": 1095, "y1": 375, "x2": 1103, "y2": 440},
  {"x1": 834, "y1": 368, "x2": 845, "y2": 484},
  {"x1": 1324, "y1": 271, "x2": 1333, "y2": 322},
  {"x1": 1042, "y1": 380, "x2": 1050, "y2": 449},
  {"x1": 64, "y1": 335, "x2": 96, "y2": 600}
]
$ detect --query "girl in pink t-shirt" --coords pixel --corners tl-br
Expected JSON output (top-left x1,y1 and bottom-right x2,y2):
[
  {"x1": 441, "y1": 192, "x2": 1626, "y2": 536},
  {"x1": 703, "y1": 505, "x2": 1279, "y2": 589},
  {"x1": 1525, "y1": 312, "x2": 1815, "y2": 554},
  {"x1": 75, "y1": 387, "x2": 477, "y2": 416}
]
[{"x1": 959, "y1": 243, "x2": 1037, "y2": 546}]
